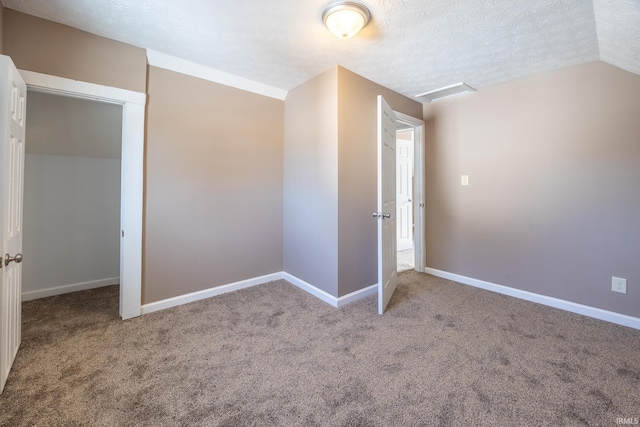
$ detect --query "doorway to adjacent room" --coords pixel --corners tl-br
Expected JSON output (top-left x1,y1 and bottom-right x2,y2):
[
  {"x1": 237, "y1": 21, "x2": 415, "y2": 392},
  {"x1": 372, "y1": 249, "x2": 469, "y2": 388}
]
[{"x1": 395, "y1": 113, "x2": 425, "y2": 273}]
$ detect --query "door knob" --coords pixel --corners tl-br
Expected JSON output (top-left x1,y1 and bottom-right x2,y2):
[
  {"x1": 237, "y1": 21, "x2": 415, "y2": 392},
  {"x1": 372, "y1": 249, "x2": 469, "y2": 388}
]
[
  {"x1": 382, "y1": 213, "x2": 391, "y2": 219},
  {"x1": 4, "y1": 253, "x2": 23, "y2": 267},
  {"x1": 408, "y1": 198, "x2": 412, "y2": 202}
]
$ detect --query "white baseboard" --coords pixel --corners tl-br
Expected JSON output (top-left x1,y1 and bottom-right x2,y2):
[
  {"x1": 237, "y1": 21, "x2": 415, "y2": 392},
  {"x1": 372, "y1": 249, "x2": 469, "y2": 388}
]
[
  {"x1": 424, "y1": 267, "x2": 640, "y2": 330},
  {"x1": 141, "y1": 272, "x2": 284, "y2": 315},
  {"x1": 142, "y1": 271, "x2": 377, "y2": 315},
  {"x1": 22, "y1": 277, "x2": 119, "y2": 301},
  {"x1": 336, "y1": 284, "x2": 378, "y2": 307},
  {"x1": 282, "y1": 273, "x2": 338, "y2": 307},
  {"x1": 282, "y1": 272, "x2": 377, "y2": 308}
]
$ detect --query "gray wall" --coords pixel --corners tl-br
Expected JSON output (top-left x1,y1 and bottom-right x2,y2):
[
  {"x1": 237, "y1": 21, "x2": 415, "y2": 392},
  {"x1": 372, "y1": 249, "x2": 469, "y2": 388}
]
[
  {"x1": 3, "y1": 8, "x2": 147, "y2": 92},
  {"x1": 144, "y1": 66, "x2": 284, "y2": 304},
  {"x1": 424, "y1": 61, "x2": 640, "y2": 318},
  {"x1": 283, "y1": 68, "x2": 339, "y2": 296},
  {"x1": 23, "y1": 91, "x2": 122, "y2": 294},
  {"x1": 23, "y1": 156, "x2": 121, "y2": 293},
  {"x1": 0, "y1": 3, "x2": 4, "y2": 53}
]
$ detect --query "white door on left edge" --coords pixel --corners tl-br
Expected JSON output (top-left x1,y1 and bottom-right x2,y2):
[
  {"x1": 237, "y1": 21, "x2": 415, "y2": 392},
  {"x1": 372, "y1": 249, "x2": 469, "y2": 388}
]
[
  {"x1": 0, "y1": 55, "x2": 26, "y2": 394},
  {"x1": 377, "y1": 95, "x2": 397, "y2": 314}
]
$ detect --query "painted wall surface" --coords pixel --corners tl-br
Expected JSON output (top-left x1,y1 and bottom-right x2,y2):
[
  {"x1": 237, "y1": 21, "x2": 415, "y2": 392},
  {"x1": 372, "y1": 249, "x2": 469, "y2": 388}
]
[
  {"x1": 397, "y1": 130, "x2": 413, "y2": 141},
  {"x1": 23, "y1": 155, "x2": 121, "y2": 293},
  {"x1": 26, "y1": 90, "x2": 122, "y2": 158},
  {"x1": 283, "y1": 68, "x2": 339, "y2": 296},
  {"x1": 2, "y1": 9, "x2": 146, "y2": 92},
  {"x1": 424, "y1": 61, "x2": 640, "y2": 318},
  {"x1": 0, "y1": 3, "x2": 4, "y2": 53},
  {"x1": 144, "y1": 66, "x2": 284, "y2": 304},
  {"x1": 23, "y1": 92, "x2": 122, "y2": 293},
  {"x1": 337, "y1": 67, "x2": 422, "y2": 296}
]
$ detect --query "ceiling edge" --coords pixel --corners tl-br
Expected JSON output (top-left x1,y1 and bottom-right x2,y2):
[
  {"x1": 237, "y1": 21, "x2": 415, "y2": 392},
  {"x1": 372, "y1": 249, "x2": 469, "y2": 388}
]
[{"x1": 146, "y1": 50, "x2": 288, "y2": 101}]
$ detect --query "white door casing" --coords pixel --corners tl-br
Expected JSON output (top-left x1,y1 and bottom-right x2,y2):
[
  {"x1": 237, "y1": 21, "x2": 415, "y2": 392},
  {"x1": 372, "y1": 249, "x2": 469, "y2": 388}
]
[
  {"x1": 0, "y1": 56, "x2": 26, "y2": 394},
  {"x1": 377, "y1": 95, "x2": 398, "y2": 314},
  {"x1": 19, "y1": 70, "x2": 146, "y2": 320},
  {"x1": 396, "y1": 136, "x2": 414, "y2": 252},
  {"x1": 394, "y1": 112, "x2": 426, "y2": 273}
]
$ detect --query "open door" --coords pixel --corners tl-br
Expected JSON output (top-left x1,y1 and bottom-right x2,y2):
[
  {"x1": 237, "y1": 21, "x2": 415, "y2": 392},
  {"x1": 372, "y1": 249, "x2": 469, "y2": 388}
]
[
  {"x1": 0, "y1": 55, "x2": 26, "y2": 394},
  {"x1": 376, "y1": 95, "x2": 397, "y2": 314}
]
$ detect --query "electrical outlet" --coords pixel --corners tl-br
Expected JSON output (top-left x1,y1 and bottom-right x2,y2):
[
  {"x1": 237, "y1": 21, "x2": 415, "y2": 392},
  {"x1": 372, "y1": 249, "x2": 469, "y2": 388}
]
[{"x1": 612, "y1": 277, "x2": 627, "y2": 294}]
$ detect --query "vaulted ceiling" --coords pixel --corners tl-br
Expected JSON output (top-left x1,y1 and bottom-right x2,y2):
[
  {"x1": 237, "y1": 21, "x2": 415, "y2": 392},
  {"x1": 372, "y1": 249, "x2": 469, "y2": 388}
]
[{"x1": 2, "y1": 0, "x2": 638, "y2": 100}]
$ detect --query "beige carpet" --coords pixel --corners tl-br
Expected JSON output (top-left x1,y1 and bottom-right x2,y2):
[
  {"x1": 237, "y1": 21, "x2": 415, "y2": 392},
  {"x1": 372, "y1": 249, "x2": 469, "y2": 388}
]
[{"x1": 1, "y1": 271, "x2": 639, "y2": 426}]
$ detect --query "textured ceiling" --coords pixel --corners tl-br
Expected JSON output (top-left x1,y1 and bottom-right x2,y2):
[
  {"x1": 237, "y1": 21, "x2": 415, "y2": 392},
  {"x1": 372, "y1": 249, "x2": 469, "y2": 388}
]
[
  {"x1": 593, "y1": 0, "x2": 640, "y2": 77},
  {"x1": 2, "y1": 0, "x2": 638, "y2": 99}
]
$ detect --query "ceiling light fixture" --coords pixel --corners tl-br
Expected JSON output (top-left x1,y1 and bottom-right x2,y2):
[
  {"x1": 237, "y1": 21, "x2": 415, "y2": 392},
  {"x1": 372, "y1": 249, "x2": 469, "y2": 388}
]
[{"x1": 322, "y1": 1, "x2": 371, "y2": 39}]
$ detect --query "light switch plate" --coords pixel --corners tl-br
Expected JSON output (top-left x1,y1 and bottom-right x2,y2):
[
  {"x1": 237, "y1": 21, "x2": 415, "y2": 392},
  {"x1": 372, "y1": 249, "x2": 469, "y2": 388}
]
[{"x1": 461, "y1": 175, "x2": 469, "y2": 186}]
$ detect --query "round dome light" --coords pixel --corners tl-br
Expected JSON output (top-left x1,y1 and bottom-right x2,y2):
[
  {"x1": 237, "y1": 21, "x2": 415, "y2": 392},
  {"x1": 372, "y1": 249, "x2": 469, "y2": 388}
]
[{"x1": 322, "y1": 2, "x2": 371, "y2": 39}]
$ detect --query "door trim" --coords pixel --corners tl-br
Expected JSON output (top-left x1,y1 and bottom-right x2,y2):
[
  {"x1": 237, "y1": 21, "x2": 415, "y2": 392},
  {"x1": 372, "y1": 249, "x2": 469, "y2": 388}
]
[
  {"x1": 394, "y1": 111, "x2": 426, "y2": 273},
  {"x1": 20, "y1": 70, "x2": 146, "y2": 320}
]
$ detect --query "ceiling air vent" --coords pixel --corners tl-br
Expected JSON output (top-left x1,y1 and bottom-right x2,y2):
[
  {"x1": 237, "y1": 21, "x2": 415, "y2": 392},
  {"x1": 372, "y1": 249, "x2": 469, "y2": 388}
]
[{"x1": 415, "y1": 82, "x2": 476, "y2": 103}]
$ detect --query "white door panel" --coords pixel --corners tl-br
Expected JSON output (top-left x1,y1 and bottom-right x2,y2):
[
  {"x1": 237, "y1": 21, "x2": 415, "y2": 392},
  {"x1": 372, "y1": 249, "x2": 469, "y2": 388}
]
[
  {"x1": 0, "y1": 55, "x2": 26, "y2": 394},
  {"x1": 377, "y1": 96, "x2": 397, "y2": 314},
  {"x1": 396, "y1": 138, "x2": 413, "y2": 251}
]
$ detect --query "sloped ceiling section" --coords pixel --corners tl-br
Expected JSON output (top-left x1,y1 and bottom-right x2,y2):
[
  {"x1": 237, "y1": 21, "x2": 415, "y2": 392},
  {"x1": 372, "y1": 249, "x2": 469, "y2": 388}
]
[
  {"x1": 593, "y1": 0, "x2": 640, "y2": 76},
  {"x1": 1, "y1": 0, "x2": 638, "y2": 99}
]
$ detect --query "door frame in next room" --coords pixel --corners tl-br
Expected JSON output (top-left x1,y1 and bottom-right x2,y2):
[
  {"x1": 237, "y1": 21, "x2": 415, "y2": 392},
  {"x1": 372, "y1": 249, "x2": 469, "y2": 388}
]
[{"x1": 394, "y1": 111, "x2": 425, "y2": 273}]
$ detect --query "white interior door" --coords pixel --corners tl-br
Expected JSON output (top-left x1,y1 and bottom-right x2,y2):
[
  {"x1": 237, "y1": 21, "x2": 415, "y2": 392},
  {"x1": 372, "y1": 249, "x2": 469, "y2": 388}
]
[
  {"x1": 0, "y1": 55, "x2": 26, "y2": 394},
  {"x1": 396, "y1": 136, "x2": 414, "y2": 252},
  {"x1": 377, "y1": 95, "x2": 397, "y2": 314}
]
